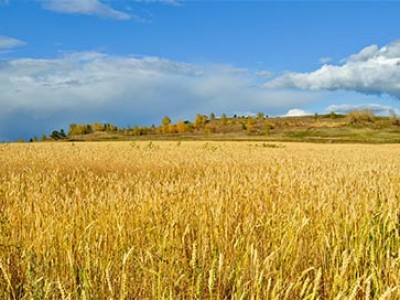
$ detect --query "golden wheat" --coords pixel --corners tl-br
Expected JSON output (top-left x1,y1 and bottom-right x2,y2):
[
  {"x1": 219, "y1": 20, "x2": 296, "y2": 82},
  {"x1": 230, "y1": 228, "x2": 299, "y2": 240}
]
[{"x1": 0, "y1": 141, "x2": 400, "y2": 299}]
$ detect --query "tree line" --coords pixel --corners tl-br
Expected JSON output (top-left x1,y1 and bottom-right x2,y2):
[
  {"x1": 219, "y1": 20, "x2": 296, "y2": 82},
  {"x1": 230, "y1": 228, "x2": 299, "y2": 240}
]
[
  {"x1": 40, "y1": 112, "x2": 272, "y2": 141},
  {"x1": 25, "y1": 109, "x2": 400, "y2": 142}
]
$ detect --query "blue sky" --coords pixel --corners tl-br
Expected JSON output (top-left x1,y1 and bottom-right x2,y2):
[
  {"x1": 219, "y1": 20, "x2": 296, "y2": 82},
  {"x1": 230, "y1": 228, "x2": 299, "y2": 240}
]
[{"x1": 1, "y1": 0, "x2": 400, "y2": 140}]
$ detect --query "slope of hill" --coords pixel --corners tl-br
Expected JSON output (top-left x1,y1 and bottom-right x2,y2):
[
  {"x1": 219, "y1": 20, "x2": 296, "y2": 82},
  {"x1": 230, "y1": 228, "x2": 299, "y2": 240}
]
[{"x1": 45, "y1": 111, "x2": 400, "y2": 144}]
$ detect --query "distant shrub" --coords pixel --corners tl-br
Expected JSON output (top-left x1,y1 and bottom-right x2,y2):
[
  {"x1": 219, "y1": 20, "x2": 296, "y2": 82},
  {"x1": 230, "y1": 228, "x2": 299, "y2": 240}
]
[
  {"x1": 246, "y1": 116, "x2": 255, "y2": 134},
  {"x1": 389, "y1": 110, "x2": 400, "y2": 126},
  {"x1": 330, "y1": 111, "x2": 338, "y2": 119},
  {"x1": 51, "y1": 129, "x2": 67, "y2": 140},
  {"x1": 263, "y1": 121, "x2": 275, "y2": 135},
  {"x1": 347, "y1": 109, "x2": 376, "y2": 124},
  {"x1": 221, "y1": 113, "x2": 228, "y2": 125}
]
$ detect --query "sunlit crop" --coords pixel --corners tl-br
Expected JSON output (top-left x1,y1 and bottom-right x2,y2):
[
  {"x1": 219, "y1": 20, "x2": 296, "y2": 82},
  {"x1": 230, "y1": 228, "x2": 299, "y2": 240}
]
[{"x1": 1, "y1": 141, "x2": 400, "y2": 299}]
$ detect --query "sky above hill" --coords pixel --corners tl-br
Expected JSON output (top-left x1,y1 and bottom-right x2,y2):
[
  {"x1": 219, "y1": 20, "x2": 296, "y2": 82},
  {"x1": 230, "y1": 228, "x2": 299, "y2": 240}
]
[{"x1": 1, "y1": 0, "x2": 400, "y2": 140}]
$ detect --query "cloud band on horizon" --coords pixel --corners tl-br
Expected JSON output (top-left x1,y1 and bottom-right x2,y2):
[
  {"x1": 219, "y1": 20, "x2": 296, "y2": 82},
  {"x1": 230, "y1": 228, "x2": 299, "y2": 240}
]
[{"x1": 0, "y1": 51, "x2": 322, "y2": 140}]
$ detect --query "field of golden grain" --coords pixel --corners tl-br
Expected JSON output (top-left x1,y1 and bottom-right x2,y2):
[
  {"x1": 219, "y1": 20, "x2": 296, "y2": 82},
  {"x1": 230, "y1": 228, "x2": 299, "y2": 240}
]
[{"x1": 0, "y1": 141, "x2": 400, "y2": 299}]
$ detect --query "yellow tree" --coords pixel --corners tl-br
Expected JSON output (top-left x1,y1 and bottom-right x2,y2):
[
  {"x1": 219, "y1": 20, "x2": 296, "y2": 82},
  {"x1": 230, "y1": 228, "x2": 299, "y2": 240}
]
[
  {"x1": 221, "y1": 113, "x2": 228, "y2": 125},
  {"x1": 162, "y1": 116, "x2": 172, "y2": 134},
  {"x1": 194, "y1": 114, "x2": 207, "y2": 129},
  {"x1": 263, "y1": 120, "x2": 274, "y2": 135},
  {"x1": 247, "y1": 116, "x2": 255, "y2": 134},
  {"x1": 176, "y1": 120, "x2": 187, "y2": 134},
  {"x1": 92, "y1": 122, "x2": 104, "y2": 132}
]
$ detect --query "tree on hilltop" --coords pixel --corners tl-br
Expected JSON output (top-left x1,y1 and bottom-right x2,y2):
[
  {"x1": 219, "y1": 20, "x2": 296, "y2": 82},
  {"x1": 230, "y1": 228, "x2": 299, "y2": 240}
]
[
  {"x1": 194, "y1": 114, "x2": 208, "y2": 129},
  {"x1": 162, "y1": 116, "x2": 172, "y2": 133}
]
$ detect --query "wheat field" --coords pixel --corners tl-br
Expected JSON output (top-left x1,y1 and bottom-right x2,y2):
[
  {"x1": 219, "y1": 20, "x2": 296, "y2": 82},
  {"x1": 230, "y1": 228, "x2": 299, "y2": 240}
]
[{"x1": 0, "y1": 141, "x2": 400, "y2": 299}]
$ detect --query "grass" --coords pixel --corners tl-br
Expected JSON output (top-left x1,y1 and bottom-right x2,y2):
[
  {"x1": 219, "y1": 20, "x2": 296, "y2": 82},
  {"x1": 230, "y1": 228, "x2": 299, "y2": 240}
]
[
  {"x1": 266, "y1": 126, "x2": 400, "y2": 143},
  {"x1": 1, "y1": 141, "x2": 400, "y2": 299},
  {"x1": 62, "y1": 114, "x2": 400, "y2": 144}
]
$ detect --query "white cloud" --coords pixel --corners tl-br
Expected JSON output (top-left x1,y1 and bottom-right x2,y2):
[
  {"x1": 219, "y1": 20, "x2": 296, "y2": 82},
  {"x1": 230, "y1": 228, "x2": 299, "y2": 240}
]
[
  {"x1": 255, "y1": 70, "x2": 273, "y2": 78},
  {"x1": 265, "y1": 40, "x2": 400, "y2": 98},
  {"x1": 0, "y1": 52, "x2": 322, "y2": 140},
  {"x1": 319, "y1": 57, "x2": 332, "y2": 64},
  {"x1": 283, "y1": 109, "x2": 310, "y2": 117},
  {"x1": 43, "y1": 0, "x2": 131, "y2": 20},
  {"x1": 325, "y1": 103, "x2": 398, "y2": 116},
  {"x1": 135, "y1": 0, "x2": 181, "y2": 4},
  {"x1": 0, "y1": 35, "x2": 25, "y2": 49},
  {"x1": 348, "y1": 45, "x2": 379, "y2": 63}
]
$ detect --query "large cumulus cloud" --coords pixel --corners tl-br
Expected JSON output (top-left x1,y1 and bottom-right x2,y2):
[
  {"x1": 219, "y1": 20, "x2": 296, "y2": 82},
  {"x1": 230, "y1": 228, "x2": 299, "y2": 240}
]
[{"x1": 265, "y1": 41, "x2": 400, "y2": 98}]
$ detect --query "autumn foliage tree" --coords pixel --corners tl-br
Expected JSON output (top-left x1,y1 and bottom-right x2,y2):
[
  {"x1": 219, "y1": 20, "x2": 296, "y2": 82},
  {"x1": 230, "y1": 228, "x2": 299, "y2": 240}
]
[
  {"x1": 263, "y1": 120, "x2": 274, "y2": 135},
  {"x1": 68, "y1": 123, "x2": 118, "y2": 136},
  {"x1": 194, "y1": 114, "x2": 208, "y2": 129},
  {"x1": 162, "y1": 116, "x2": 172, "y2": 133},
  {"x1": 69, "y1": 124, "x2": 93, "y2": 136},
  {"x1": 246, "y1": 116, "x2": 255, "y2": 134},
  {"x1": 221, "y1": 113, "x2": 228, "y2": 125},
  {"x1": 347, "y1": 109, "x2": 376, "y2": 124},
  {"x1": 176, "y1": 120, "x2": 187, "y2": 133}
]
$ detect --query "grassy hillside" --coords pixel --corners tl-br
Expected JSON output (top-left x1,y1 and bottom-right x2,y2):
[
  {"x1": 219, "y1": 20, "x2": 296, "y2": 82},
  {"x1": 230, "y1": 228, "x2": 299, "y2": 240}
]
[{"x1": 43, "y1": 111, "x2": 400, "y2": 143}]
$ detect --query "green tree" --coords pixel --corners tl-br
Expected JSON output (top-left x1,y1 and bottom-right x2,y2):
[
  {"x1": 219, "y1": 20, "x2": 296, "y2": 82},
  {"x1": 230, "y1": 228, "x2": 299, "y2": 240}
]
[{"x1": 51, "y1": 129, "x2": 66, "y2": 140}]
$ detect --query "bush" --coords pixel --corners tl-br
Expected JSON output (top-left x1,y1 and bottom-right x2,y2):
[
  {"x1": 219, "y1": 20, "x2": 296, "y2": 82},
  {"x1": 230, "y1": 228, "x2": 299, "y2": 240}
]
[{"x1": 347, "y1": 109, "x2": 376, "y2": 124}]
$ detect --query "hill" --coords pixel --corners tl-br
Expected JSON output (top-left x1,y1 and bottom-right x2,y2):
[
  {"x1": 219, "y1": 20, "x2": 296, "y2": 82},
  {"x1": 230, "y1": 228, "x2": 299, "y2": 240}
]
[{"x1": 42, "y1": 110, "x2": 400, "y2": 144}]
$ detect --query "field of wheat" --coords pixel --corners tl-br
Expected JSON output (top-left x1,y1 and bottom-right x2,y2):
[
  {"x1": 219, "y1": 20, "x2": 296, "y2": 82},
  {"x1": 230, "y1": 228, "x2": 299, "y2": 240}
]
[{"x1": 0, "y1": 141, "x2": 400, "y2": 299}]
